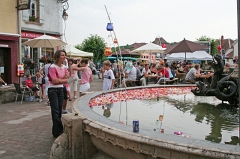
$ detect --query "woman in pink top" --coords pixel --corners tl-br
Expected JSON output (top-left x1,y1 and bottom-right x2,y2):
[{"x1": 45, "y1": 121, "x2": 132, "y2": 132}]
[
  {"x1": 48, "y1": 50, "x2": 69, "y2": 138},
  {"x1": 73, "y1": 58, "x2": 92, "y2": 97}
]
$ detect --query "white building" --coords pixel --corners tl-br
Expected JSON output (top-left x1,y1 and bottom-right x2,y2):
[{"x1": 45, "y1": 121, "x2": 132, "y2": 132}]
[
  {"x1": 225, "y1": 40, "x2": 238, "y2": 64},
  {"x1": 21, "y1": 0, "x2": 65, "y2": 62}
]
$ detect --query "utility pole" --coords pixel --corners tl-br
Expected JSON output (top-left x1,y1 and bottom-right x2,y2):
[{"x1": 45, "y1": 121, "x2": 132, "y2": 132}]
[{"x1": 237, "y1": 0, "x2": 240, "y2": 143}]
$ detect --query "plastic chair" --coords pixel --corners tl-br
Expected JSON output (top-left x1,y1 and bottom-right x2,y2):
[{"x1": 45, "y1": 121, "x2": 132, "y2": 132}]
[{"x1": 14, "y1": 83, "x2": 33, "y2": 104}]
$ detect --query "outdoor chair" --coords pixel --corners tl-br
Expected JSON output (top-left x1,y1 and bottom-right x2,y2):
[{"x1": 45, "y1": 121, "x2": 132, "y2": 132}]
[
  {"x1": 22, "y1": 80, "x2": 42, "y2": 102},
  {"x1": 175, "y1": 70, "x2": 186, "y2": 82},
  {"x1": 14, "y1": 83, "x2": 33, "y2": 104}
]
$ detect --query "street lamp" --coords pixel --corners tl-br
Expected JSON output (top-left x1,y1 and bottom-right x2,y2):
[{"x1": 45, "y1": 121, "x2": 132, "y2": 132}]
[{"x1": 62, "y1": 9, "x2": 68, "y2": 21}]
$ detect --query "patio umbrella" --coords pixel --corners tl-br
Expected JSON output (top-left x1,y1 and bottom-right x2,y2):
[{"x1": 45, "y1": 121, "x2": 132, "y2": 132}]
[
  {"x1": 131, "y1": 42, "x2": 166, "y2": 62},
  {"x1": 65, "y1": 45, "x2": 93, "y2": 57},
  {"x1": 164, "y1": 38, "x2": 208, "y2": 61},
  {"x1": 23, "y1": 34, "x2": 67, "y2": 56},
  {"x1": 166, "y1": 51, "x2": 212, "y2": 61}
]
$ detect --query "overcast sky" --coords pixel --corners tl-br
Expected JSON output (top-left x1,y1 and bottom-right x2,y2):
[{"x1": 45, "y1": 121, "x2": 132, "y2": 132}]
[{"x1": 65, "y1": 0, "x2": 238, "y2": 46}]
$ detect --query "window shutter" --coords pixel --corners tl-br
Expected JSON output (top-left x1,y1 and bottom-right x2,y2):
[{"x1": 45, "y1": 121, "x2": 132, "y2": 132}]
[
  {"x1": 39, "y1": 4, "x2": 44, "y2": 23},
  {"x1": 22, "y1": 9, "x2": 29, "y2": 21}
]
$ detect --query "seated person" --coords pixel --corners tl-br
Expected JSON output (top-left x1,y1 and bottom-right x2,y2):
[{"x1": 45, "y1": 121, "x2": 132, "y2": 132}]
[
  {"x1": 156, "y1": 64, "x2": 170, "y2": 84},
  {"x1": 25, "y1": 74, "x2": 39, "y2": 96},
  {"x1": 140, "y1": 63, "x2": 151, "y2": 86},
  {"x1": 135, "y1": 66, "x2": 142, "y2": 86},
  {"x1": 171, "y1": 62, "x2": 177, "y2": 70},
  {"x1": 112, "y1": 63, "x2": 119, "y2": 79},
  {"x1": 150, "y1": 63, "x2": 158, "y2": 74},
  {"x1": 0, "y1": 70, "x2": 7, "y2": 86},
  {"x1": 185, "y1": 64, "x2": 213, "y2": 84},
  {"x1": 165, "y1": 63, "x2": 174, "y2": 80},
  {"x1": 177, "y1": 64, "x2": 185, "y2": 73},
  {"x1": 223, "y1": 63, "x2": 230, "y2": 74},
  {"x1": 122, "y1": 62, "x2": 137, "y2": 87}
]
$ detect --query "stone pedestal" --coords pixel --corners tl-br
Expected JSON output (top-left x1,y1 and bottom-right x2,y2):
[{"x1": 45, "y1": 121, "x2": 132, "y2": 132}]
[{"x1": 50, "y1": 114, "x2": 97, "y2": 159}]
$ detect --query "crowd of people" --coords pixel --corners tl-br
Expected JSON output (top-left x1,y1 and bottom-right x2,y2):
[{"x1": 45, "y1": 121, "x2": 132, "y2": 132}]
[
  {"x1": 97, "y1": 60, "x2": 217, "y2": 88},
  {"x1": 11, "y1": 50, "x2": 239, "y2": 138}
]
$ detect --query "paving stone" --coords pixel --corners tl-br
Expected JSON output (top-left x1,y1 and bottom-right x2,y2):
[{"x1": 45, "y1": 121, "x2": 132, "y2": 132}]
[{"x1": 0, "y1": 78, "x2": 103, "y2": 158}]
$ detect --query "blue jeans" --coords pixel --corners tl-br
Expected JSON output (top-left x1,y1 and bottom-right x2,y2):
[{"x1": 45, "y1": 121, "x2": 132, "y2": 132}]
[{"x1": 48, "y1": 87, "x2": 64, "y2": 137}]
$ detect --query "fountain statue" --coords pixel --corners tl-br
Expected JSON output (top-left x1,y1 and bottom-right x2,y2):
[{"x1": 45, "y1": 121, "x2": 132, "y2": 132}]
[{"x1": 191, "y1": 54, "x2": 239, "y2": 105}]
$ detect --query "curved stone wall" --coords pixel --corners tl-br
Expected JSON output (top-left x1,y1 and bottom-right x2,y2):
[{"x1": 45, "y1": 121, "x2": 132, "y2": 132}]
[{"x1": 51, "y1": 85, "x2": 240, "y2": 159}]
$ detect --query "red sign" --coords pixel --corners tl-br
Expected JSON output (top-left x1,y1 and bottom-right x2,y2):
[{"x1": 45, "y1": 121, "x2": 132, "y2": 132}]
[
  {"x1": 17, "y1": 64, "x2": 24, "y2": 77},
  {"x1": 21, "y1": 31, "x2": 60, "y2": 39}
]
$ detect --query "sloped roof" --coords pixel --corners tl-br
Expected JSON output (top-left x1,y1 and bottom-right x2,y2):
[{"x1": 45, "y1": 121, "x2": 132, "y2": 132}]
[
  {"x1": 152, "y1": 37, "x2": 168, "y2": 45},
  {"x1": 112, "y1": 48, "x2": 139, "y2": 56},
  {"x1": 226, "y1": 50, "x2": 233, "y2": 59},
  {"x1": 218, "y1": 38, "x2": 234, "y2": 54},
  {"x1": 129, "y1": 42, "x2": 147, "y2": 50}
]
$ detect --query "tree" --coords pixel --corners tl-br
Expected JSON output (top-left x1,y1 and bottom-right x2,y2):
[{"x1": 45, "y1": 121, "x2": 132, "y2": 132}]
[
  {"x1": 75, "y1": 35, "x2": 106, "y2": 62},
  {"x1": 197, "y1": 35, "x2": 219, "y2": 55},
  {"x1": 111, "y1": 44, "x2": 130, "y2": 52}
]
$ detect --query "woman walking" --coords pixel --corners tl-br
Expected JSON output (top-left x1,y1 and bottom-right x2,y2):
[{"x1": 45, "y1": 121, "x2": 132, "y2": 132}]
[
  {"x1": 48, "y1": 50, "x2": 69, "y2": 138},
  {"x1": 68, "y1": 59, "x2": 79, "y2": 99}
]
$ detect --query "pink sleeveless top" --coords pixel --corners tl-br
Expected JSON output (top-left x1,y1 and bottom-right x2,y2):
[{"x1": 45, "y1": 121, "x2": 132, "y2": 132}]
[
  {"x1": 71, "y1": 70, "x2": 78, "y2": 78},
  {"x1": 81, "y1": 68, "x2": 92, "y2": 84}
]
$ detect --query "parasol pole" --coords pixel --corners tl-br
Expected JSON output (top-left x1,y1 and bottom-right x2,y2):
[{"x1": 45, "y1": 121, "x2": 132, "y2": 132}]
[
  {"x1": 185, "y1": 52, "x2": 186, "y2": 62},
  {"x1": 237, "y1": 0, "x2": 240, "y2": 144},
  {"x1": 105, "y1": 5, "x2": 127, "y2": 124}
]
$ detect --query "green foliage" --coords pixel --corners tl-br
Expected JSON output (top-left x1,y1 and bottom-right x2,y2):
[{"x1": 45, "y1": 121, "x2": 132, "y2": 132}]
[
  {"x1": 75, "y1": 35, "x2": 106, "y2": 62},
  {"x1": 111, "y1": 44, "x2": 130, "y2": 52},
  {"x1": 197, "y1": 35, "x2": 219, "y2": 55}
]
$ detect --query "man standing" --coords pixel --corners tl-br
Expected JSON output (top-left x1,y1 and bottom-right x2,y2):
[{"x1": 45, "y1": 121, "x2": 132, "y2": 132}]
[{"x1": 23, "y1": 54, "x2": 33, "y2": 75}]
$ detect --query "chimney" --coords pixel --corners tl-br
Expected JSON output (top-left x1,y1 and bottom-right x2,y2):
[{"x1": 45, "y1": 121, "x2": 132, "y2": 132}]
[
  {"x1": 228, "y1": 38, "x2": 231, "y2": 48},
  {"x1": 221, "y1": 35, "x2": 224, "y2": 49}
]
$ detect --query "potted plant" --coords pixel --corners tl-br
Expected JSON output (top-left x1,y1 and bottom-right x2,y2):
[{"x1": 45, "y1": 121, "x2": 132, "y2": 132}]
[{"x1": 29, "y1": 15, "x2": 39, "y2": 22}]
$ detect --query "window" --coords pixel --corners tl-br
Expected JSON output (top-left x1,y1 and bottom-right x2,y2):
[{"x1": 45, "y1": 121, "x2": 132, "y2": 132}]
[{"x1": 31, "y1": 3, "x2": 36, "y2": 17}]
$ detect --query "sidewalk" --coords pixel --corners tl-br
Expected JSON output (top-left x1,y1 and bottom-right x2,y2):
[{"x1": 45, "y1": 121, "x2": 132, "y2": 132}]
[{"x1": 0, "y1": 78, "x2": 103, "y2": 159}]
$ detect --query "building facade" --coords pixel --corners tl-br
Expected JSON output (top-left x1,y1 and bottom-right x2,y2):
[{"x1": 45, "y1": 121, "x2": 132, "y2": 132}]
[
  {"x1": 21, "y1": 0, "x2": 64, "y2": 71},
  {"x1": 0, "y1": 0, "x2": 19, "y2": 84}
]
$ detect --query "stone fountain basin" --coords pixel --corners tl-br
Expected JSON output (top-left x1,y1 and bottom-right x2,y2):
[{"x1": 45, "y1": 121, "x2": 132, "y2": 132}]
[{"x1": 62, "y1": 85, "x2": 240, "y2": 159}]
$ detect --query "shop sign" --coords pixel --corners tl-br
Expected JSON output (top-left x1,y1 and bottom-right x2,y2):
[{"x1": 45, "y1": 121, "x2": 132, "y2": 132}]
[
  {"x1": 17, "y1": 0, "x2": 31, "y2": 10},
  {"x1": 0, "y1": 44, "x2": 9, "y2": 47},
  {"x1": 21, "y1": 31, "x2": 60, "y2": 39},
  {"x1": 21, "y1": 31, "x2": 42, "y2": 39}
]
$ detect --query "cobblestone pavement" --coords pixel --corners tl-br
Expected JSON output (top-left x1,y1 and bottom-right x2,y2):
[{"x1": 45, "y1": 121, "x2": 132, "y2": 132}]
[{"x1": 0, "y1": 77, "x2": 103, "y2": 159}]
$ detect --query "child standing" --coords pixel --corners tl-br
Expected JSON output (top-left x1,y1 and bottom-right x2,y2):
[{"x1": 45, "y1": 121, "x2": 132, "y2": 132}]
[
  {"x1": 102, "y1": 60, "x2": 115, "y2": 91},
  {"x1": 36, "y1": 72, "x2": 44, "y2": 99}
]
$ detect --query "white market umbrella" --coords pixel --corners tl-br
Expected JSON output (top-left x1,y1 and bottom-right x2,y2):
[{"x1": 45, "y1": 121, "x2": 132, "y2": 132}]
[
  {"x1": 166, "y1": 51, "x2": 213, "y2": 61},
  {"x1": 23, "y1": 34, "x2": 67, "y2": 48},
  {"x1": 131, "y1": 42, "x2": 166, "y2": 62},
  {"x1": 23, "y1": 34, "x2": 67, "y2": 57},
  {"x1": 131, "y1": 42, "x2": 166, "y2": 53},
  {"x1": 65, "y1": 45, "x2": 93, "y2": 57}
]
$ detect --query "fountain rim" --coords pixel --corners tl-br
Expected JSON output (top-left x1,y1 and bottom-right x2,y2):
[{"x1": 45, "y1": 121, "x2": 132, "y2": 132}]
[{"x1": 74, "y1": 84, "x2": 240, "y2": 158}]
